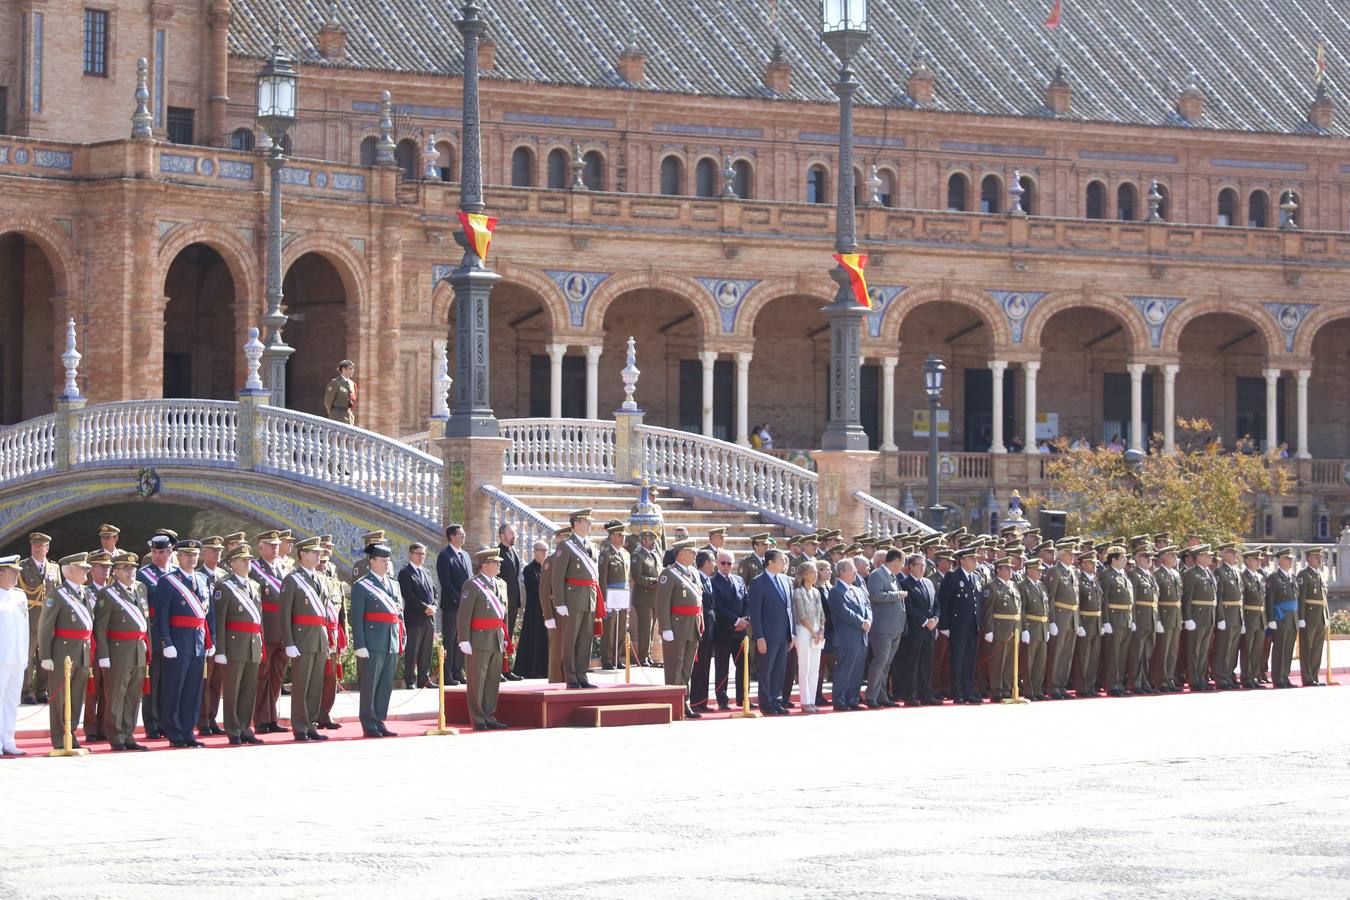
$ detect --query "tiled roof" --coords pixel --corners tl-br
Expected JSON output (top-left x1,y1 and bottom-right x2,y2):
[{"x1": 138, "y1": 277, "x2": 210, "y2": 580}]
[{"x1": 229, "y1": 0, "x2": 1350, "y2": 136}]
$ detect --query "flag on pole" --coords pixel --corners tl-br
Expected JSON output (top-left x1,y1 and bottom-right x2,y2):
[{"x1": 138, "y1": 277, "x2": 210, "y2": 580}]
[
  {"x1": 1045, "y1": 0, "x2": 1062, "y2": 29},
  {"x1": 457, "y1": 211, "x2": 498, "y2": 262},
  {"x1": 1316, "y1": 40, "x2": 1326, "y2": 84},
  {"x1": 834, "y1": 253, "x2": 871, "y2": 309}
]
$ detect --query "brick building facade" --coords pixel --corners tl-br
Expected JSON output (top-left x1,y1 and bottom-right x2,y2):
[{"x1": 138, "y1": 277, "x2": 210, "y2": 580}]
[{"x1": 2, "y1": 0, "x2": 1350, "y2": 538}]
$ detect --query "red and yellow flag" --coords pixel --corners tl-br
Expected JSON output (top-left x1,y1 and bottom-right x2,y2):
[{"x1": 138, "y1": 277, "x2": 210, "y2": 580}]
[
  {"x1": 1045, "y1": 0, "x2": 1062, "y2": 28},
  {"x1": 834, "y1": 253, "x2": 871, "y2": 309},
  {"x1": 457, "y1": 211, "x2": 498, "y2": 261}
]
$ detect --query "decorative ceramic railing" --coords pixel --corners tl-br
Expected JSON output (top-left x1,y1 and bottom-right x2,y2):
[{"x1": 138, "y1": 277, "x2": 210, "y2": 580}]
[
  {"x1": 481, "y1": 483, "x2": 558, "y2": 550},
  {"x1": 74, "y1": 400, "x2": 237, "y2": 464},
  {"x1": 637, "y1": 424, "x2": 818, "y2": 531},
  {"x1": 0, "y1": 414, "x2": 57, "y2": 482},
  {"x1": 855, "y1": 490, "x2": 937, "y2": 537},
  {"x1": 500, "y1": 418, "x2": 615, "y2": 479},
  {"x1": 257, "y1": 407, "x2": 442, "y2": 524},
  {"x1": 400, "y1": 431, "x2": 432, "y2": 453}
]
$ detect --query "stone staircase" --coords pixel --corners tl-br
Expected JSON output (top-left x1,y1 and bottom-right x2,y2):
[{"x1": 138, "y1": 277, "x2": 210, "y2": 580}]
[{"x1": 502, "y1": 476, "x2": 791, "y2": 552}]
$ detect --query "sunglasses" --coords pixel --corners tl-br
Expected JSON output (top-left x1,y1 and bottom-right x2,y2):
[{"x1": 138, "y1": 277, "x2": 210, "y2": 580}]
[{"x1": 717, "y1": 561, "x2": 733, "y2": 566}]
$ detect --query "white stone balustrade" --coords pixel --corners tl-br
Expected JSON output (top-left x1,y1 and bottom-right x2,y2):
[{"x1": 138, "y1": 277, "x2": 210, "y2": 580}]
[
  {"x1": 500, "y1": 418, "x2": 616, "y2": 479},
  {"x1": 481, "y1": 482, "x2": 557, "y2": 550},
  {"x1": 74, "y1": 400, "x2": 238, "y2": 464},
  {"x1": 855, "y1": 490, "x2": 936, "y2": 537}
]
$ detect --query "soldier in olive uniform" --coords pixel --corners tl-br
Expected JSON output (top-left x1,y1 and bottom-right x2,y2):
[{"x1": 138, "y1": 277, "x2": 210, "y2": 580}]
[
  {"x1": 323, "y1": 359, "x2": 358, "y2": 424},
  {"x1": 550, "y1": 509, "x2": 600, "y2": 689},
  {"x1": 93, "y1": 551, "x2": 150, "y2": 750},
  {"x1": 350, "y1": 530, "x2": 386, "y2": 582},
  {"x1": 211, "y1": 544, "x2": 265, "y2": 745},
  {"x1": 280, "y1": 537, "x2": 333, "y2": 741},
  {"x1": 457, "y1": 548, "x2": 510, "y2": 730},
  {"x1": 37, "y1": 553, "x2": 95, "y2": 748},
  {"x1": 196, "y1": 536, "x2": 228, "y2": 737},
  {"x1": 1126, "y1": 547, "x2": 1160, "y2": 694},
  {"x1": 598, "y1": 520, "x2": 630, "y2": 669},
  {"x1": 1099, "y1": 546, "x2": 1135, "y2": 697},
  {"x1": 1042, "y1": 541, "x2": 1080, "y2": 700},
  {"x1": 629, "y1": 528, "x2": 661, "y2": 667},
  {"x1": 1072, "y1": 551, "x2": 1104, "y2": 698},
  {"x1": 655, "y1": 539, "x2": 704, "y2": 715},
  {"x1": 314, "y1": 543, "x2": 347, "y2": 730},
  {"x1": 1150, "y1": 546, "x2": 1184, "y2": 692},
  {"x1": 1265, "y1": 548, "x2": 1299, "y2": 688},
  {"x1": 249, "y1": 530, "x2": 288, "y2": 734},
  {"x1": 981, "y1": 557, "x2": 1021, "y2": 701},
  {"x1": 1181, "y1": 545, "x2": 1218, "y2": 691},
  {"x1": 19, "y1": 532, "x2": 60, "y2": 704},
  {"x1": 539, "y1": 526, "x2": 570, "y2": 683},
  {"x1": 738, "y1": 533, "x2": 770, "y2": 584},
  {"x1": 1297, "y1": 548, "x2": 1329, "y2": 686},
  {"x1": 1018, "y1": 558, "x2": 1050, "y2": 700},
  {"x1": 1212, "y1": 543, "x2": 1244, "y2": 689},
  {"x1": 350, "y1": 542, "x2": 405, "y2": 737},
  {"x1": 83, "y1": 550, "x2": 115, "y2": 742},
  {"x1": 1238, "y1": 547, "x2": 1268, "y2": 689}
]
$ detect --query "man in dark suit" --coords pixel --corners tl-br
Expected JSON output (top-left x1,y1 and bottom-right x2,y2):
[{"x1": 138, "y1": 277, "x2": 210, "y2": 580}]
[
  {"x1": 397, "y1": 542, "x2": 438, "y2": 688},
  {"x1": 497, "y1": 524, "x2": 525, "y2": 682},
  {"x1": 711, "y1": 550, "x2": 749, "y2": 710},
  {"x1": 436, "y1": 524, "x2": 472, "y2": 686},
  {"x1": 688, "y1": 550, "x2": 718, "y2": 712},
  {"x1": 826, "y1": 560, "x2": 872, "y2": 710},
  {"x1": 896, "y1": 552, "x2": 941, "y2": 706},
  {"x1": 747, "y1": 549, "x2": 793, "y2": 715},
  {"x1": 938, "y1": 547, "x2": 984, "y2": 705}
]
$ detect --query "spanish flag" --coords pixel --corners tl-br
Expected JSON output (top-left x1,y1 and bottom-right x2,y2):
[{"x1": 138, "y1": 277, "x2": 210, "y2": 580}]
[
  {"x1": 457, "y1": 211, "x2": 498, "y2": 262},
  {"x1": 1045, "y1": 0, "x2": 1061, "y2": 29},
  {"x1": 834, "y1": 253, "x2": 871, "y2": 309}
]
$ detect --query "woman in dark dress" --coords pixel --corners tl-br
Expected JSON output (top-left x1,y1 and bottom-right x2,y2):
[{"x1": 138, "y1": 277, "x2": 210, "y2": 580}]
[{"x1": 512, "y1": 540, "x2": 550, "y2": 679}]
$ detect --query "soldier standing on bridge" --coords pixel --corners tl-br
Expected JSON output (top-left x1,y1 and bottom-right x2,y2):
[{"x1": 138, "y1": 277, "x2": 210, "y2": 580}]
[{"x1": 323, "y1": 359, "x2": 358, "y2": 424}]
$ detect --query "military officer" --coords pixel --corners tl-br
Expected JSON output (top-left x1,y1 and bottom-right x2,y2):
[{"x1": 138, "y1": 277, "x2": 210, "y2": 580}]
[
  {"x1": 1237, "y1": 547, "x2": 1268, "y2": 689},
  {"x1": 1181, "y1": 544, "x2": 1218, "y2": 691},
  {"x1": 82, "y1": 550, "x2": 115, "y2": 742},
  {"x1": 1016, "y1": 558, "x2": 1050, "y2": 700},
  {"x1": 211, "y1": 544, "x2": 265, "y2": 745},
  {"x1": 19, "y1": 532, "x2": 60, "y2": 705},
  {"x1": 97, "y1": 524, "x2": 120, "y2": 556},
  {"x1": 1265, "y1": 548, "x2": 1299, "y2": 688},
  {"x1": 137, "y1": 534, "x2": 174, "y2": 737},
  {"x1": 351, "y1": 542, "x2": 405, "y2": 737},
  {"x1": 280, "y1": 537, "x2": 332, "y2": 741},
  {"x1": 1151, "y1": 545, "x2": 1184, "y2": 692},
  {"x1": 1099, "y1": 546, "x2": 1135, "y2": 697},
  {"x1": 1297, "y1": 548, "x2": 1329, "y2": 686},
  {"x1": 276, "y1": 531, "x2": 296, "y2": 576},
  {"x1": 196, "y1": 536, "x2": 228, "y2": 737},
  {"x1": 738, "y1": 533, "x2": 770, "y2": 583},
  {"x1": 457, "y1": 548, "x2": 510, "y2": 730},
  {"x1": 314, "y1": 542, "x2": 347, "y2": 730},
  {"x1": 351, "y1": 530, "x2": 386, "y2": 581},
  {"x1": 1126, "y1": 546, "x2": 1160, "y2": 694},
  {"x1": 1072, "y1": 550, "x2": 1104, "y2": 698},
  {"x1": 224, "y1": 532, "x2": 247, "y2": 554},
  {"x1": 1043, "y1": 540, "x2": 1080, "y2": 699},
  {"x1": 597, "y1": 520, "x2": 631, "y2": 670},
  {"x1": 550, "y1": 509, "x2": 601, "y2": 689},
  {"x1": 538, "y1": 526, "x2": 570, "y2": 683},
  {"x1": 938, "y1": 547, "x2": 983, "y2": 705},
  {"x1": 38, "y1": 553, "x2": 95, "y2": 748},
  {"x1": 323, "y1": 359, "x2": 358, "y2": 424},
  {"x1": 94, "y1": 551, "x2": 150, "y2": 751},
  {"x1": 152, "y1": 540, "x2": 215, "y2": 748},
  {"x1": 981, "y1": 556, "x2": 1021, "y2": 701},
  {"x1": 655, "y1": 539, "x2": 704, "y2": 714},
  {"x1": 629, "y1": 527, "x2": 662, "y2": 667},
  {"x1": 703, "y1": 527, "x2": 727, "y2": 556},
  {"x1": 249, "y1": 529, "x2": 288, "y2": 734},
  {"x1": 1210, "y1": 543, "x2": 1243, "y2": 690}
]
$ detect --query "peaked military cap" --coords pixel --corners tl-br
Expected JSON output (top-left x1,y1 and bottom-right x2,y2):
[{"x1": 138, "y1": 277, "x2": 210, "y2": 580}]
[
  {"x1": 604, "y1": 519, "x2": 626, "y2": 534},
  {"x1": 112, "y1": 551, "x2": 138, "y2": 567},
  {"x1": 293, "y1": 536, "x2": 322, "y2": 553},
  {"x1": 87, "y1": 550, "x2": 112, "y2": 565},
  {"x1": 361, "y1": 530, "x2": 386, "y2": 545},
  {"x1": 254, "y1": 530, "x2": 282, "y2": 545},
  {"x1": 0, "y1": 554, "x2": 23, "y2": 570},
  {"x1": 223, "y1": 531, "x2": 247, "y2": 544},
  {"x1": 98, "y1": 523, "x2": 121, "y2": 537},
  {"x1": 29, "y1": 532, "x2": 52, "y2": 543},
  {"x1": 202, "y1": 536, "x2": 225, "y2": 550},
  {"x1": 708, "y1": 526, "x2": 727, "y2": 537},
  {"x1": 174, "y1": 539, "x2": 202, "y2": 552},
  {"x1": 226, "y1": 544, "x2": 254, "y2": 561},
  {"x1": 59, "y1": 552, "x2": 92, "y2": 568},
  {"x1": 569, "y1": 508, "x2": 594, "y2": 522}
]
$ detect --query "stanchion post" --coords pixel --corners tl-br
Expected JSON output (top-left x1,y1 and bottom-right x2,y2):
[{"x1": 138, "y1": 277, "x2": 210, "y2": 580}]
[
  {"x1": 624, "y1": 609, "x2": 632, "y2": 685},
  {"x1": 49, "y1": 657, "x2": 90, "y2": 757},
  {"x1": 1326, "y1": 627, "x2": 1338, "y2": 686},
  {"x1": 425, "y1": 638, "x2": 459, "y2": 736},
  {"x1": 1003, "y1": 632, "x2": 1029, "y2": 705},
  {"x1": 732, "y1": 633, "x2": 761, "y2": 719}
]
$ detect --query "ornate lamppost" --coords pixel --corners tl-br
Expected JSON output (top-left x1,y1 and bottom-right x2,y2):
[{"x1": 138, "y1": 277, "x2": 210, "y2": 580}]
[
  {"x1": 923, "y1": 354, "x2": 947, "y2": 527},
  {"x1": 256, "y1": 36, "x2": 299, "y2": 407}
]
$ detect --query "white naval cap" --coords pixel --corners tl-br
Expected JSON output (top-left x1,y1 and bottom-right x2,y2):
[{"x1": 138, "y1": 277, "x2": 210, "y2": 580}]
[{"x1": 0, "y1": 555, "x2": 20, "y2": 570}]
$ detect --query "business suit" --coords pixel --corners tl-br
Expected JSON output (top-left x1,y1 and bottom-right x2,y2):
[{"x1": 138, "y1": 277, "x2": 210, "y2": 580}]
[
  {"x1": 896, "y1": 573, "x2": 938, "y2": 703},
  {"x1": 436, "y1": 543, "x2": 472, "y2": 683},
  {"x1": 687, "y1": 571, "x2": 717, "y2": 708},
  {"x1": 864, "y1": 566, "x2": 906, "y2": 705},
  {"x1": 938, "y1": 566, "x2": 982, "y2": 703},
  {"x1": 747, "y1": 569, "x2": 793, "y2": 712},
  {"x1": 498, "y1": 542, "x2": 524, "y2": 639},
  {"x1": 711, "y1": 571, "x2": 748, "y2": 707},
  {"x1": 397, "y1": 561, "x2": 438, "y2": 687},
  {"x1": 826, "y1": 579, "x2": 871, "y2": 709}
]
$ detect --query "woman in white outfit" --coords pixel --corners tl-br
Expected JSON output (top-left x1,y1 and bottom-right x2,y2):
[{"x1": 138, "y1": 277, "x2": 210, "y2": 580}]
[
  {"x1": 791, "y1": 562, "x2": 826, "y2": 713},
  {"x1": 0, "y1": 554, "x2": 29, "y2": 756}
]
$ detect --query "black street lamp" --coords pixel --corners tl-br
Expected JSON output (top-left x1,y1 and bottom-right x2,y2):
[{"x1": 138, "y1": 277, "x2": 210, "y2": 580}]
[
  {"x1": 445, "y1": 0, "x2": 501, "y2": 438},
  {"x1": 257, "y1": 36, "x2": 299, "y2": 408},
  {"x1": 819, "y1": 0, "x2": 870, "y2": 452},
  {"x1": 923, "y1": 354, "x2": 946, "y2": 527}
]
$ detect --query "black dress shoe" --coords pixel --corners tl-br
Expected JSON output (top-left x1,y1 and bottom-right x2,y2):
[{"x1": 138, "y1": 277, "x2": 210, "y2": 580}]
[
  {"x1": 241, "y1": 734, "x2": 264, "y2": 745},
  {"x1": 169, "y1": 740, "x2": 186, "y2": 748},
  {"x1": 964, "y1": 697, "x2": 981, "y2": 705},
  {"x1": 881, "y1": 699, "x2": 899, "y2": 708},
  {"x1": 378, "y1": 726, "x2": 397, "y2": 737},
  {"x1": 487, "y1": 720, "x2": 509, "y2": 730},
  {"x1": 145, "y1": 729, "x2": 163, "y2": 739},
  {"x1": 922, "y1": 697, "x2": 943, "y2": 706},
  {"x1": 566, "y1": 682, "x2": 582, "y2": 689},
  {"x1": 578, "y1": 680, "x2": 598, "y2": 689},
  {"x1": 865, "y1": 700, "x2": 882, "y2": 709},
  {"x1": 473, "y1": 722, "x2": 492, "y2": 731},
  {"x1": 903, "y1": 700, "x2": 921, "y2": 708},
  {"x1": 293, "y1": 733, "x2": 310, "y2": 742},
  {"x1": 228, "y1": 736, "x2": 242, "y2": 746},
  {"x1": 363, "y1": 730, "x2": 384, "y2": 738},
  {"x1": 35, "y1": 694, "x2": 49, "y2": 704},
  {"x1": 210, "y1": 725, "x2": 226, "y2": 736},
  {"x1": 20, "y1": 694, "x2": 35, "y2": 705},
  {"x1": 111, "y1": 743, "x2": 128, "y2": 751},
  {"x1": 198, "y1": 728, "x2": 213, "y2": 738},
  {"x1": 717, "y1": 702, "x2": 730, "y2": 711},
  {"x1": 505, "y1": 672, "x2": 524, "y2": 681},
  {"x1": 684, "y1": 704, "x2": 701, "y2": 719},
  {"x1": 188, "y1": 739, "x2": 207, "y2": 748},
  {"x1": 600, "y1": 663, "x2": 615, "y2": 671},
  {"x1": 307, "y1": 731, "x2": 329, "y2": 741},
  {"x1": 317, "y1": 721, "x2": 342, "y2": 730}
]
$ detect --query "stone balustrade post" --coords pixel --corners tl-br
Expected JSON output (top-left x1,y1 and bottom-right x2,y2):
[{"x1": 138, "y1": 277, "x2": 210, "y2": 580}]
[
  {"x1": 53, "y1": 397, "x2": 87, "y2": 472},
  {"x1": 236, "y1": 390, "x2": 267, "y2": 471},
  {"x1": 613, "y1": 409, "x2": 645, "y2": 484},
  {"x1": 811, "y1": 449, "x2": 879, "y2": 536}
]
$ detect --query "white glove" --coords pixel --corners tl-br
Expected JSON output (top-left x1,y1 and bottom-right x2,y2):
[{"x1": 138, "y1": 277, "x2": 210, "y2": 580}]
[
  {"x1": 354, "y1": 647, "x2": 369, "y2": 659},
  {"x1": 1076, "y1": 626, "x2": 1087, "y2": 638},
  {"x1": 1049, "y1": 622, "x2": 1059, "y2": 637},
  {"x1": 40, "y1": 659, "x2": 54, "y2": 671},
  {"x1": 214, "y1": 654, "x2": 227, "y2": 665},
  {"x1": 284, "y1": 645, "x2": 300, "y2": 658},
  {"x1": 1021, "y1": 630, "x2": 1030, "y2": 644},
  {"x1": 1184, "y1": 619, "x2": 1196, "y2": 631},
  {"x1": 939, "y1": 629, "x2": 950, "y2": 638},
  {"x1": 458, "y1": 641, "x2": 472, "y2": 655},
  {"x1": 544, "y1": 618, "x2": 556, "y2": 630},
  {"x1": 98, "y1": 658, "x2": 111, "y2": 669},
  {"x1": 662, "y1": 630, "x2": 675, "y2": 642},
  {"x1": 1129, "y1": 622, "x2": 1137, "y2": 632},
  {"x1": 1240, "y1": 624, "x2": 1246, "y2": 635},
  {"x1": 1298, "y1": 619, "x2": 1306, "y2": 629},
  {"x1": 1155, "y1": 620, "x2": 1165, "y2": 634},
  {"x1": 1045, "y1": 631, "x2": 1051, "y2": 642},
  {"x1": 1102, "y1": 622, "x2": 1113, "y2": 635},
  {"x1": 556, "y1": 605, "x2": 569, "y2": 617},
  {"x1": 162, "y1": 645, "x2": 178, "y2": 659},
  {"x1": 983, "y1": 632, "x2": 994, "y2": 643},
  {"x1": 1216, "y1": 620, "x2": 1226, "y2": 631},
  {"x1": 204, "y1": 646, "x2": 214, "y2": 658}
]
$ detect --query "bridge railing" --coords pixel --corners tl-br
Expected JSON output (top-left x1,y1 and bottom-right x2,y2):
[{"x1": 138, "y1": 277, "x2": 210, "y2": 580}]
[
  {"x1": 74, "y1": 400, "x2": 238, "y2": 465},
  {"x1": 500, "y1": 418, "x2": 615, "y2": 479},
  {"x1": 854, "y1": 490, "x2": 937, "y2": 537},
  {"x1": 0, "y1": 413, "x2": 57, "y2": 482},
  {"x1": 481, "y1": 483, "x2": 558, "y2": 549}
]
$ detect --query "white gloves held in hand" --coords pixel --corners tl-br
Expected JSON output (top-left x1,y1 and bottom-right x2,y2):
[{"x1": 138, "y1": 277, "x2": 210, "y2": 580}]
[
  {"x1": 1298, "y1": 619, "x2": 1307, "y2": 629},
  {"x1": 1129, "y1": 622, "x2": 1137, "y2": 632},
  {"x1": 1049, "y1": 622, "x2": 1059, "y2": 637},
  {"x1": 1103, "y1": 622, "x2": 1113, "y2": 635},
  {"x1": 98, "y1": 658, "x2": 110, "y2": 669},
  {"x1": 1154, "y1": 620, "x2": 1165, "y2": 634},
  {"x1": 939, "y1": 629, "x2": 950, "y2": 638},
  {"x1": 1184, "y1": 619, "x2": 1196, "y2": 631},
  {"x1": 1076, "y1": 626, "x2": 1087, "y2": 638},
  {"x1": 40, "y1": 659, "x2": 54, "y2": 671},
  {"x1": 1216, "y1": 620, "x2": 1227, "y2": 631},
  {"x1": 214, "y1": 655, "x2": 227, "y2": 665},
  {"x1": 983, "y1": 632, "x2": 994, "y2": 643},
  {"x1": 1021, "y1": 631, "x2": 1031, "y2": 644},
  {"x1": 555, "y1": 605, "x2": 569, "y2": 617},
  {"x1": 662, "y1": 630, "x2": 675, "y2": 642},
  {"x1": 354, "y1": 647, "x2": 369, "y2": 659},
  {"x1": 544, "y1": 619, "x2": 556, "y2": 630},
  {"x1": 458, "y1": 641, "x2": 472, "y2": 655},
  {"x1": 162, "y1": 645, "x2": 179, "y2": 659},
  {"x1": 284, "y1": 645, "x2": 300, "y2": 659}
]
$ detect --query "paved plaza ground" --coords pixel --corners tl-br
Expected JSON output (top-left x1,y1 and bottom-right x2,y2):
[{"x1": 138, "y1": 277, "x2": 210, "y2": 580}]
[{"x1": 2, "y1": 681, "x2": 1347, "y2": 899}]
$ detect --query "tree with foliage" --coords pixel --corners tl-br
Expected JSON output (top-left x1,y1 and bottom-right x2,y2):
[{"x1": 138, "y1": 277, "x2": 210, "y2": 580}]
[{"x1": 1031, "y1": 419, "x2": 1294, "y2": 545}]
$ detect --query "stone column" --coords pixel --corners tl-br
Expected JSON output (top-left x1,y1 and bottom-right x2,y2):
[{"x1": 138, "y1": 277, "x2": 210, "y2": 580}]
[
  {"x1": 698, "y1": 350, "x2": 717, "y2": 437},
  {"x1": 546, "y1": 342, "x2": 566, "y2": 419},
  {"x1": 879, "y1": 356, "x2": 898, "y2": 452},
  {"x1": 438, "y1": 435, "x2": 512, "y2": 538},
  {"x1": 1263, "y1": 367, "x2": 1281, "y2": 453},
  {"x1": 1296, "y1": 368, "x2": 1312, "y2": 459},
  {"x1": 735, "y1": 351, "x2": 752, "y2": 446},
  {"x1": 989, "y1": 360, "x2": 1007, "y2": 454},
  {"x1": 1023, "y1": 360, "x2": 1040, "y2": 454},
  {"x1": 1126, "y1": 362, "x2": 1146, "y2": 452},
  {"x1": 584, "y1": 344, "x2": 603, "y2": 420},
  {"x1": 1162, "y1": 364, "x2": 1179, "y2": 453}
]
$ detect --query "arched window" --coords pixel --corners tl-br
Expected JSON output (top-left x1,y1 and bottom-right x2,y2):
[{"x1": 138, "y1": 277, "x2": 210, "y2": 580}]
[
  {"x1": 1248, "y1": 190, "x2": 1269, "y2": 228},
  {"x1": 806, "y1": 164, "x2": 828, "y2": 204},
  {"x1": 1117, "y1": 182, "x2": 1138, "y2": 221},
  {"x1": 1153, "y1": 183, "x2": 1169, "y2": 221},
  {"x1": 1217, "y1": 188, "x2": 1237, "y2": 226},
  {"x1": 395, "y1": 138, "x2": 420, "y2": 180},
  {"x1": 732, "y1": 159, "x2": 753, "y2": 199},
  {"x1": 510, "y1": 146, "x2": 534, "y2": 187},
  {"x1": 582, "y1": 150, "x2": 604, "y2": 190},
  {"x1": 947, "y1": 173, "x2": 969, "y2": 211},
  {"x1": 695, "y1": 157, "x2": 718, "y2": 197},
  {"x1": 979, "y1": 174, "x2": 1002, "y2": 213},
  {"x1": 359, "y1": 135, "x2": 378, "y2": 166},
  {"x1": 1085, "y1": 180, "x2": 1106, "y2": 219},
  {"x1": 230, "y1": 128, "x2": 256, "y2": 151},
  {"x1": 877, "y1": 169, "x2": 895, "y2": 207},
  {"x1": 1017, "y1": 174, "x2": 1035, "y2": 214},
  {"x1": 435, "y1": 141, "x2": 454, "y2": 181},
  {"x1": 546, "y1": 148, "x2": 569, "y2": 189},
  {"x1": 659, "y1": 155, "x2": 683, "y2": 195}
]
